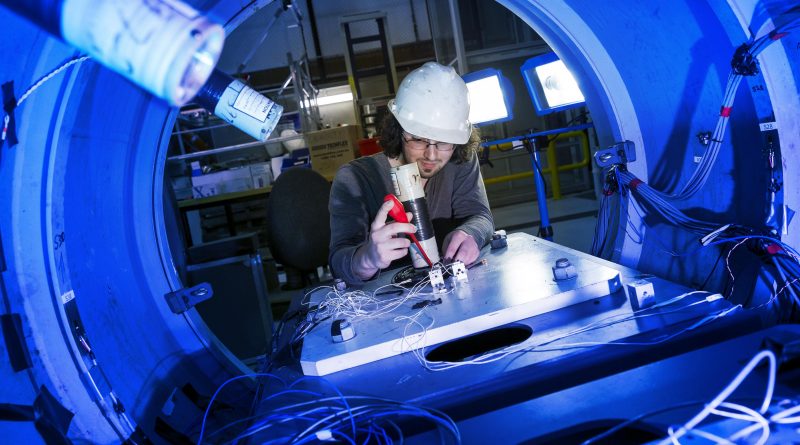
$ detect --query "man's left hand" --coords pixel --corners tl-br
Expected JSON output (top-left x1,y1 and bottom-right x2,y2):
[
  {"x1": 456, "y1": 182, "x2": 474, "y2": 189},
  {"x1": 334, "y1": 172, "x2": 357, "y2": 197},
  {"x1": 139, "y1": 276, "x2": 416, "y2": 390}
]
[{"x1": 442, "y1": 230, "x2": 480, "y2": 265}]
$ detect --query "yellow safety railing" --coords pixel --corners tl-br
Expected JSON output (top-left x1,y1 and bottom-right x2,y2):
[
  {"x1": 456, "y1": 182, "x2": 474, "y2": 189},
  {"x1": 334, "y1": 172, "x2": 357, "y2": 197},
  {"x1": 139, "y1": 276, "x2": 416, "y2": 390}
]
[{"x1": 482, "y1": 130, "x2": 590, "y2": 199}]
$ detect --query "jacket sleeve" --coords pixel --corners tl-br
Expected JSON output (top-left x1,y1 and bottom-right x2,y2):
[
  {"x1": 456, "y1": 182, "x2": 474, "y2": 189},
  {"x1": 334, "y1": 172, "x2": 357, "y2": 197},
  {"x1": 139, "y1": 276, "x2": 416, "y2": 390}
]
[
  {"x1": 450, "y1": 155, "x2": 495, "y2": 247},
  {"x1": 328, "y1": 164, "x2": 373, "y2": 285}
]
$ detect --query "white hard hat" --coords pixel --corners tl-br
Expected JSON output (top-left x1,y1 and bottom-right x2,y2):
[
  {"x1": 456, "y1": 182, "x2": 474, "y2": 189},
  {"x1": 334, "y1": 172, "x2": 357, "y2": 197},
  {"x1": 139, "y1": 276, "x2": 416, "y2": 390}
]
[{"x1": 388, "y1": 62, "x2": 471, "y2": 145}]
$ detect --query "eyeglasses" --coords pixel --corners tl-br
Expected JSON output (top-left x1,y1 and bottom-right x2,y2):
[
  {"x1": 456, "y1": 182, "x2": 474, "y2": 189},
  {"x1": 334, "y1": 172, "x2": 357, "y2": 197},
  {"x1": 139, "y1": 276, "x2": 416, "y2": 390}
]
[{"x1": 402, "y1": 133, "x2": 455, "y2": 152}]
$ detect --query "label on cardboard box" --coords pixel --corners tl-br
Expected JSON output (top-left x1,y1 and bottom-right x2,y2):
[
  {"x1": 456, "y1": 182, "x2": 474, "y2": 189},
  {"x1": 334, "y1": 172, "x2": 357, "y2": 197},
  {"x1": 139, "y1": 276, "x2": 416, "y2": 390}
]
[
  {"x1": 249, "y1": 162, "x2": 272, "y2": 189},
  {"x1": 305, "y1": 125, "x2": 362, "y2": 179}
]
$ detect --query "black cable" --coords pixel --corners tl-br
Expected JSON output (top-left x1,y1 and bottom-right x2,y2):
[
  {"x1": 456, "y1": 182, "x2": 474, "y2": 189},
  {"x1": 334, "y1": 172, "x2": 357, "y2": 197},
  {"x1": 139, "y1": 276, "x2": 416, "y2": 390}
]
[
  {"x1": 546, "y1": 110, "x2": 590, "y2": 144},
  {"x1": 581, "y1": 396, "x2": 769, "y2": 445},
  {"x1": 699, "y1": 248, "x2": 726, "y2": 291},
  {"x1": 392, "y1": 265, "x2": 430, "y2": 285}
]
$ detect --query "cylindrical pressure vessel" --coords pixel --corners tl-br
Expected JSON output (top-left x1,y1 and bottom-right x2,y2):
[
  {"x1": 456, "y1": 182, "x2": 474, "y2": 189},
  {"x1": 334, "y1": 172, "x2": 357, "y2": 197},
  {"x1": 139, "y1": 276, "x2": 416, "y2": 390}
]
[
  {"x1": 195, "y1": 69, "x2": 283, "y2": 142},
  {"x1": 2, "y1": 0, "x2": 225, "y2": 107}
]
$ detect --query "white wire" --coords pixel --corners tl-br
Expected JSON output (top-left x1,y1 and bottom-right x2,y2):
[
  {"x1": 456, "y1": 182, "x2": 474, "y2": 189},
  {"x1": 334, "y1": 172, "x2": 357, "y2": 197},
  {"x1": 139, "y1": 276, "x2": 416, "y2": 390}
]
[
  {"x1": 728, "y1": 400, "x2": 800, "y2": 439},
  {"x1": 418, "y1": 292, "x2": 727, "y2": 371},
  {"x1": 712, "y1": 402, "x2": 770, "y2": 445},
  {"x1": 656, "y1": 350, "x2": 776, "y2": 445},
  {"x1": 17, "y1": 55, "x2": 91, "y2": 107},
  {"x1": 724, "y1": 238, "x2": 749, "y2": 298},
  {"x1": 771, "y1": 403, "x2": 800, "y2": 423},
  {"x1": 668, "y1": 427, "x2": 734, "y2": 444},
  {"x1": 309, "y1": 279, "x2": 427, "y2": 321}
]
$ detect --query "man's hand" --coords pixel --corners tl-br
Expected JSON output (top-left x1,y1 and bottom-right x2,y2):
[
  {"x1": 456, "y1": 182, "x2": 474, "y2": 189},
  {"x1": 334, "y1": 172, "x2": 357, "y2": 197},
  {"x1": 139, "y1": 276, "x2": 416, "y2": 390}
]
[
  {"x1": 352, "y1": 200, "x2": 416, "y2": 280},
  {"x1": 442, "y1": 230, "x2": 479, "y2": 265}
]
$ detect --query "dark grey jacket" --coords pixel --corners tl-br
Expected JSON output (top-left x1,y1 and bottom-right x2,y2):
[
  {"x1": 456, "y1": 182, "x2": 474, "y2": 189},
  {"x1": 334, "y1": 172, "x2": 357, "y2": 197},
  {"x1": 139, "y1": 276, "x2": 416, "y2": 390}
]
[{"x1": 328, "y1": 153, "x2": 494, "y2": 284}]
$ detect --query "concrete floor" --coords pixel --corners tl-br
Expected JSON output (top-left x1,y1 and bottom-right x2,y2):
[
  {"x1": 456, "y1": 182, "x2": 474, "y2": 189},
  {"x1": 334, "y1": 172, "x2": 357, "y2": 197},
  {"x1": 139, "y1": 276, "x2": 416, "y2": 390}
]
[{"x1": 492, "y1": 191, "x2": 599, "y2": 254}]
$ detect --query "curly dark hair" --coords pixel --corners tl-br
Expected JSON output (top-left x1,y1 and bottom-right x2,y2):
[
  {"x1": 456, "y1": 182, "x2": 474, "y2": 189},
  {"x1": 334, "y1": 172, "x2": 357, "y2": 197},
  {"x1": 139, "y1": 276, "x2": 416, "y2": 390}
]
[{"x1": 378, "y1": 113, "x2": 481, "y2": 164}]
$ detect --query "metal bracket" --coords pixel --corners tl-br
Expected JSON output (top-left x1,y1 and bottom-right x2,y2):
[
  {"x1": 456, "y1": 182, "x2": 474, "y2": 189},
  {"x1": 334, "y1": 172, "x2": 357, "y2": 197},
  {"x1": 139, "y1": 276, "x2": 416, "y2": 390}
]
[
  {"x1": 164, "y1": 283, "x2": 213, "y2": 314},
  {"x1": 1, "y1": 313, "x2": 33, "y2": 371},
  {"x1": 731, "y1": 42, "x2": 760, "y2": 76},
  {"x1": 594, "y1": 140, "x2": 636, "y2": 168},
  {"x1": 429, "y1": 266, "x2": 447, "y2": 294}
]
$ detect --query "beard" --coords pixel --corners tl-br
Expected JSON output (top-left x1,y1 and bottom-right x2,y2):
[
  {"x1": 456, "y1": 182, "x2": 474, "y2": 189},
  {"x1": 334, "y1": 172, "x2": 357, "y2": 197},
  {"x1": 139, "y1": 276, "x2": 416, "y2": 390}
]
[{"x1": 416, "y1": 159, "x2": 442, "y2": 178}]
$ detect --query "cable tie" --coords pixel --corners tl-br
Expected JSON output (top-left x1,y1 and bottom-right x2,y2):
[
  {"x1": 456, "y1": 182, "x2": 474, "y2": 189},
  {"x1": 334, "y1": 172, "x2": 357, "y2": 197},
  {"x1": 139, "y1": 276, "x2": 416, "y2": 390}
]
[
  {"x1": 731, "y1": 43, "x2": 760, "y2": 76},
  {"x1": 720, "y1": 106, "x2": 733, "y2": 117},
  {"x1": 1, "y1": 81, "x2": 18, "y2": 148},
  {"x1": 315, "y1": 429, "x2": 333, "y2": 441},
  {"x1": 629, "y1": 178, "x2": 644, "y2": 191},
  {"x1": 770, "y1": 32, "x2": 788, "y2": 40},
  {"x1": 705, "y1": 294, "x2": 723, "y2": 303},
  {"x1": 701, "y1": 224, "x2": 731, "y2": 245},
  {"x1": 766, "y1": 243, "x2": 784, "y2": 255}
]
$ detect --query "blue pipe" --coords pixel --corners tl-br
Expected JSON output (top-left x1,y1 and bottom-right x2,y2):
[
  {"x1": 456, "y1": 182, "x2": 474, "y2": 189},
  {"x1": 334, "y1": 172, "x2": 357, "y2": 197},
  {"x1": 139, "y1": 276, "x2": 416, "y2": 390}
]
[
  {"x1": 527, "y1": 141, "x2": 553, "y2": 240},
  {"x1": 481, "y1": 123, "x2": 594, "y2": 148}
]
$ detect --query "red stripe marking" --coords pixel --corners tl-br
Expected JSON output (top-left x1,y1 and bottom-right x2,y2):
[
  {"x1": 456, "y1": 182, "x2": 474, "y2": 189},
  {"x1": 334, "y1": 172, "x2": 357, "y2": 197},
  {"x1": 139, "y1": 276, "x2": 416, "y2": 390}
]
[{"x1": 766, "y1": 243, "x2": 784, "y2": 255}]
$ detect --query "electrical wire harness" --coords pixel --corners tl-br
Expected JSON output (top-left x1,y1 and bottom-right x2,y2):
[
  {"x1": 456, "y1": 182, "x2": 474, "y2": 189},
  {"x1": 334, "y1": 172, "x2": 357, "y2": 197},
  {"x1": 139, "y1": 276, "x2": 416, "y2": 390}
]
[
  {"x1": 195, "y1": 373, "x2": 460, "y2": 445},
  {"x1": 591, "y1": 12, "x2": 800, "y2": 314}
]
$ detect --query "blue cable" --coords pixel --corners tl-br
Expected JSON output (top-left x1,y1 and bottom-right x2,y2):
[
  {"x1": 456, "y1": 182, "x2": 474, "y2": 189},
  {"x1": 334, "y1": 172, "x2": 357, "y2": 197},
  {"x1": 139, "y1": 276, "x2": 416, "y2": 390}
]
[
  {"x1": 331, "y1": 429, "x2": 358, "y2": 445},
  {"x1": 262, "y1": 389, "x2": 324, "y2": 402},
  {"x1": 290, "y1": 376, "x2": 357, "y2": 438},
  {"x1": 201, "y1": 375, "x2": 462, "y2": 444},
  {"x1": 704, "y1": 235, "x2": 800, "y2": 259},
  {"x1": 197, "y1": 372, "x2": 286, "y2": 445},
  {"x1": 615, "y1": 234, "x2": 800, "y2": 261},
  {"x1": 362, "y1": 424, "x2": 374, "y2": 445},
  {"x1": 226, "y1": 413, "x2": 321, "y2": 443},
  {"x1": 379, "y1": 424, "x2": 391, "y2": 444},
  {"x1": 366, "y1": 410, "x2": 460, "y2": 442}
]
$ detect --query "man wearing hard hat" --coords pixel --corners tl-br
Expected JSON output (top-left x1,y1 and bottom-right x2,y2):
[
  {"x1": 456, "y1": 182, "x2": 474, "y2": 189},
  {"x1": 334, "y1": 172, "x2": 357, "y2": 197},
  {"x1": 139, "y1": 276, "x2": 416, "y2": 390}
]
[{"x1": 329, "y1": 62, "x2": 495, "y2": 284}]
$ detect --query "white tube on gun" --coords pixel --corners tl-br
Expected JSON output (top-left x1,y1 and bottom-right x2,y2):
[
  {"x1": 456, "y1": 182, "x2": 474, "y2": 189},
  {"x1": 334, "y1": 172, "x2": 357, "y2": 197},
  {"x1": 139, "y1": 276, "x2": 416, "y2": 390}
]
[{"x1": 390, "y1": 162, "x2": 440, "y2": 268}]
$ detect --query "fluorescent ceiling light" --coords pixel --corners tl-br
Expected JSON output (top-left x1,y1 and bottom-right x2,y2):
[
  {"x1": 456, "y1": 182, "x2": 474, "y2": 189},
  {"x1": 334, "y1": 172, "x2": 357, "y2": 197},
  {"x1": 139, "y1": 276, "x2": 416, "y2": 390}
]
[
  {"x1": 301, "y1": 91, "x2": 354, "y2": 108},
  {"x1": 315, "y1": 92, "x2": 354, "y2": 106}
]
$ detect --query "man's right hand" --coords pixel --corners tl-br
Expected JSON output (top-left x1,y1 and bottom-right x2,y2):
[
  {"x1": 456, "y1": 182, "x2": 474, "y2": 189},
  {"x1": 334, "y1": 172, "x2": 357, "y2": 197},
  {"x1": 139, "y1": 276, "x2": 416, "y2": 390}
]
[{"x1": 352, "y1": 200, "x2": 416, "y2": 280}]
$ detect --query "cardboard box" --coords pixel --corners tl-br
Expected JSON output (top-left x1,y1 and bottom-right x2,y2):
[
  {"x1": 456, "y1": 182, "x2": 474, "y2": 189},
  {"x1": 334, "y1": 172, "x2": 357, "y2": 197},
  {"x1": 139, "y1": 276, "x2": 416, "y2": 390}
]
[
  {"x1": 191, "y1": 167, "x2": 254, "y2": 198},
  {"x1": 171, "y1": 176, "x2": 194, "y2": 201},
  {"x1": 305, "y1": 125, "x2": 362, "y2": 179},
  {"x1": 249, "y1": 162, "x2": 272, "y2": 189}
]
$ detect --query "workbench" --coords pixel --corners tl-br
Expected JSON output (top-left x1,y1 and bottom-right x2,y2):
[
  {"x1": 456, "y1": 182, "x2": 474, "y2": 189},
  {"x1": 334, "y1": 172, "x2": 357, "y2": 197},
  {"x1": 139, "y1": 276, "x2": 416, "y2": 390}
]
[{"x1": 285, "y1": 233, "x2": 771, "y2": 442}]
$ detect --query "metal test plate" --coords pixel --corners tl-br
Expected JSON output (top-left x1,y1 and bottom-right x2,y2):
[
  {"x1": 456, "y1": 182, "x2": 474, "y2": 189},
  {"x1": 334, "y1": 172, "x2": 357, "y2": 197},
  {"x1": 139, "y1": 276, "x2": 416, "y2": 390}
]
[{"x1": 301, "y1": 233, "x2": 622, "y2": 376}]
